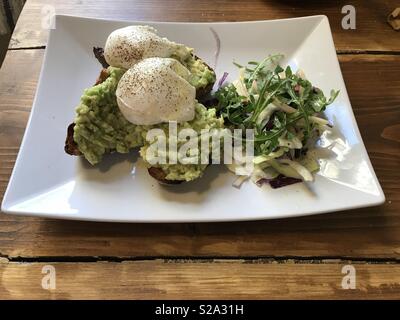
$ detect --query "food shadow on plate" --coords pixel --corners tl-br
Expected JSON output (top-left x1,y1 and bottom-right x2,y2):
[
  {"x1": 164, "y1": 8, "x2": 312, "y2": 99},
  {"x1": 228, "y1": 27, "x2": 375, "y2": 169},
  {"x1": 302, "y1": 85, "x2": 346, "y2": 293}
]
[{"x1": 77, "y1": 148, "x2": 140, "y2": 182}]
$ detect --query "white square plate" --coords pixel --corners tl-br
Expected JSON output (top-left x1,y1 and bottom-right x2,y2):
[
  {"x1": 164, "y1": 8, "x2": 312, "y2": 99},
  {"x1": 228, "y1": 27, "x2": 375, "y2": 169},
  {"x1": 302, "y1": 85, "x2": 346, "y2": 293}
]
[{"x1": 1, "y1": 15, "x2": 385, "y2": 222}]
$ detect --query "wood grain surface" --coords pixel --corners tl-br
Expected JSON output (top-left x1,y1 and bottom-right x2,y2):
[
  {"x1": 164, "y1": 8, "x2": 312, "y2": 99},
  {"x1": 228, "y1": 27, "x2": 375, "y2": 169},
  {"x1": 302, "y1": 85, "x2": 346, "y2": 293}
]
[
  {"x1": 1, "y1": 260, "x2": 399, "y2": 299},
  {"x1": 0, "y1": 50, "x2": 398, "y2": 260},
  {"x1": 0, "y1": 0, "x2": 399, "y2": 299},
  {"x1": 9, "y1": 0, "x2": 400, "y2": 52}
]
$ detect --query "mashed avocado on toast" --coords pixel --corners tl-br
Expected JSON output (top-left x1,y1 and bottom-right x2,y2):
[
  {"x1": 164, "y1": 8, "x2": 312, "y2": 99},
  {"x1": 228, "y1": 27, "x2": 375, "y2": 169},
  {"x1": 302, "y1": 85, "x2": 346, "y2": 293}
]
[
  {"x1": 188, "y1": 56, "x2": 216, "y2": 91},
  {"x1": 73, "y1": 67, "x2": 146, "y2": 165},
  {"x1": 73, "y1": 72, "x2": 223, "y2": 182},
  {"x1": 140, "y1": 104, "x2": 224, "y2": 182},
  {"x1": 171, "y1": 50, "x2": 216, "y2": 91},
  {"x1": 67, "y1": 25, "x2": 219, "y2": 185},
  {"x1": 70, "y1": 56, "x2": 216, "y2": 166}
]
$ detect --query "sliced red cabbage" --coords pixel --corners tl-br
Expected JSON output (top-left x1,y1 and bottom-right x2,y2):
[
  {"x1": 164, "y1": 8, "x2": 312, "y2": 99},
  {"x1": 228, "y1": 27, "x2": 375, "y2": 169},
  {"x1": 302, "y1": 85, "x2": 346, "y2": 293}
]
[
  {"x1": 217, "y1": 72, "x2": 229, "y2": 88},
  {"x1": 257, "y1": 175, "x2": 302, "y2": 189}
]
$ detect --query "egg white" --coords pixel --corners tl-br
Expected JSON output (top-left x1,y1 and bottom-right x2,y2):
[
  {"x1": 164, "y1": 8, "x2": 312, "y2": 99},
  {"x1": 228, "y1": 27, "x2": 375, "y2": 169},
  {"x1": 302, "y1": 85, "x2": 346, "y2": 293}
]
[
  {"x1": 104, "y1": 26, "x2": 184, "y2": 69},
  {"x1": 116, "y1": 57, "x2": 196, "y2": 125}
]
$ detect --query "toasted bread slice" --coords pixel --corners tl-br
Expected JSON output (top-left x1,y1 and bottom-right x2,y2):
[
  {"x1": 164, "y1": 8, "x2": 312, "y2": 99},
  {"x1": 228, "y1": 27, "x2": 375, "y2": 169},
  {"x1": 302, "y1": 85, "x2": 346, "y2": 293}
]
[
  {"x1": 196, "y1": 81, "x2": 214, "y2": 100},
  {"x1": 147, "y1": 167, "x2": 184, "y2": 185}
]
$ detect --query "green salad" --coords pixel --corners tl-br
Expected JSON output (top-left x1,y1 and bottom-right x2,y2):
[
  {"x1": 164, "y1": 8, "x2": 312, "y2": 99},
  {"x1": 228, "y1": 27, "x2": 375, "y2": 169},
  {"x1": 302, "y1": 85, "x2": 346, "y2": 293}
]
[{"x1": 214, "y1": 55, "x2": 339, "y2": 188}]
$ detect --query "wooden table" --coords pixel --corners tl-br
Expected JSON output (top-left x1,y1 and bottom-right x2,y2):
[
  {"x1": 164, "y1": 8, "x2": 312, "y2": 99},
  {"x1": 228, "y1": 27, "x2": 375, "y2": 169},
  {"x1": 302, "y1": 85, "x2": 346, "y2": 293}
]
[{"x1": 0, "y1": 0, "x2": 399, "y2": 299}]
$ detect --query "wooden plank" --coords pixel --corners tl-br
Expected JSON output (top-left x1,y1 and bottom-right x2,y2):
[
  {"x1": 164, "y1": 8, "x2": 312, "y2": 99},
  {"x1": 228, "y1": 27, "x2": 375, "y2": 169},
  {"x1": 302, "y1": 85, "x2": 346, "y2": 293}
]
[
  {"x1": 10, "y1": 0, "x2": 400, "y2": 51},
  {"x1": 0, "y1": 50, "x2": 43, "y2": 149},
  {"x1": 0, "y1": 260, "x2": 399, "y2": 299},
  {"x1": 0, "y1": 49, "x2": 399, "y2": 259}
]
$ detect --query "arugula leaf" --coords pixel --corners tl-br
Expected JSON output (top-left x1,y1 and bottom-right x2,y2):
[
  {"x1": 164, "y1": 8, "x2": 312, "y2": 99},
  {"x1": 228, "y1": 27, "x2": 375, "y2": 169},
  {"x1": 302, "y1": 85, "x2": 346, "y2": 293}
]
[
  {"x1": 275, "y1": 65, "x2": 284, "y2": 74},
  {"x1": 285, "y1": 66, "x2": 293, "y2": 78}
]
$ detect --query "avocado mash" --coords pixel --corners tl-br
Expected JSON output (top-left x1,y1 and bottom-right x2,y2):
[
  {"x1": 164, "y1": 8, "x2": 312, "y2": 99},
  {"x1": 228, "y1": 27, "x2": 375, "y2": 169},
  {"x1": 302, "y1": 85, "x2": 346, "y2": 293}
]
[
  {"x1": 171, "y1": 49, "x2": 216, "y2": 90},
  {"x1": 186, "y1": 56, "x2": 215, "y2": 89},
  {"x1": 73, "y1": 53, "x2": 216, "y2": 167},
  {"x1": 140, "y1": 104, "x2": 224, "y2": 182},
  {"x1": 73, "y1": 67, "x2": 146, "y2": 165}
]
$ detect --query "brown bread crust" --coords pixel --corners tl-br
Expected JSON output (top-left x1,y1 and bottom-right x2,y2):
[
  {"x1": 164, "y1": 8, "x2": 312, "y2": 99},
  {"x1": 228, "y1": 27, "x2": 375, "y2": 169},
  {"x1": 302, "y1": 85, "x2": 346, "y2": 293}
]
[
  {"x1": 93, "y1": 47, "x2": 109, "y2": 68},
  {"x1": 64, "y1": 123, "x2": 81, "y2": 156},
  {"x1": 147, "y1": 167, "x2": 184, "y2": 185}
]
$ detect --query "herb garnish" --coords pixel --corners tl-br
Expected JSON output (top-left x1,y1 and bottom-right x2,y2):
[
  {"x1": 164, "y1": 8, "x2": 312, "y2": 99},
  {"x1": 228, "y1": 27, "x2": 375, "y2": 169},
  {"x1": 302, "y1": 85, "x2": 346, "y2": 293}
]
[{"x1": 215, "y1": 55, "x2": 339, "y2": 156}]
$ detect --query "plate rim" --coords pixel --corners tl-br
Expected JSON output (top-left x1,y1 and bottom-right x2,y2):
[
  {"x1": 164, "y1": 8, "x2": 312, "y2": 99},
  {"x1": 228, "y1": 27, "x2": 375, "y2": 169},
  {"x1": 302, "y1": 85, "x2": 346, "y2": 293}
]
[{"x1": 1, "y1": 14, "x2": 385, "y2": 222}]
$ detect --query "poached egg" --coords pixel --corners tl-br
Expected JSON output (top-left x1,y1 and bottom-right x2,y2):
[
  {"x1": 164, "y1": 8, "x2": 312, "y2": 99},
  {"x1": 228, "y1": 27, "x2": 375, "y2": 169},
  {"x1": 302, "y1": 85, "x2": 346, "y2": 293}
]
[
  {"x1": 104, "y1": 25, "x2": 188, "y2": 69},
  {"x1": 116, "y1": 57, "x2": 196, "y2": 125}
]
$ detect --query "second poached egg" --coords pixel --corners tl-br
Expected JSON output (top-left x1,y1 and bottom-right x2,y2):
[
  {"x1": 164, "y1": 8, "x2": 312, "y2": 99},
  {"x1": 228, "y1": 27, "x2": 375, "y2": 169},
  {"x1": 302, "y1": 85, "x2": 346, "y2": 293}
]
[{"x1": 104, "y1": 25, "x2": 188, "y2": 69}]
